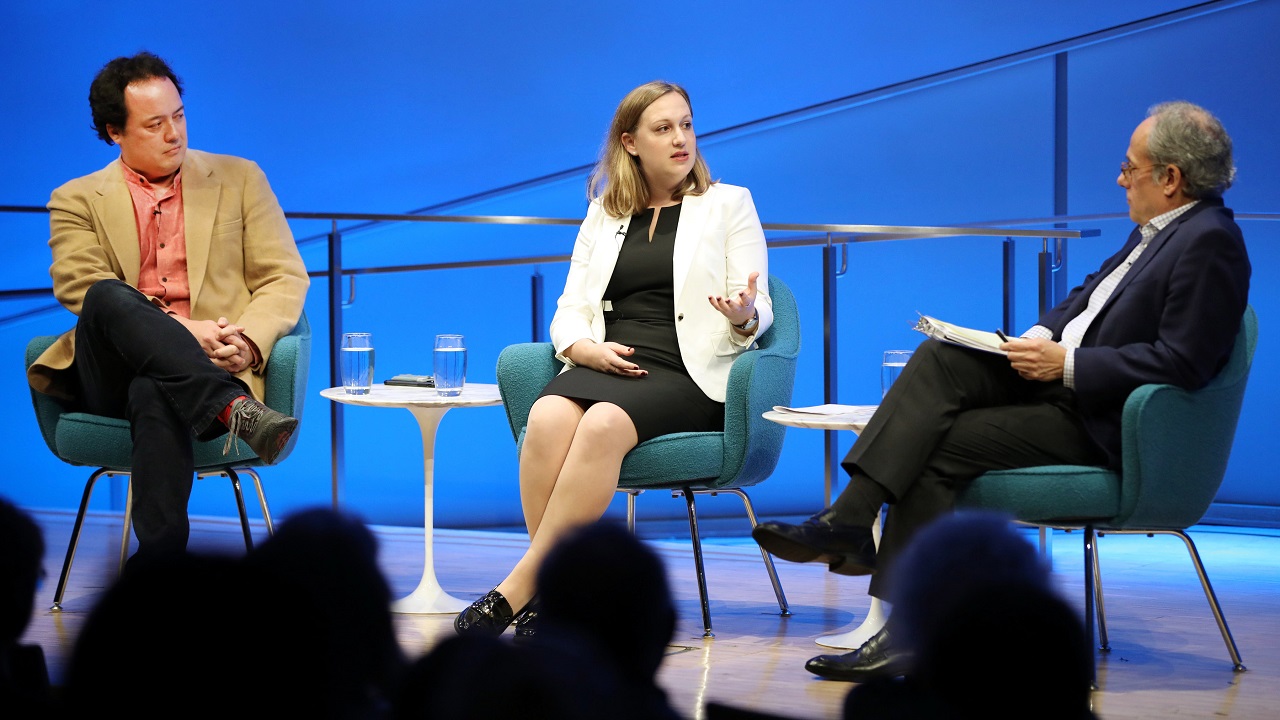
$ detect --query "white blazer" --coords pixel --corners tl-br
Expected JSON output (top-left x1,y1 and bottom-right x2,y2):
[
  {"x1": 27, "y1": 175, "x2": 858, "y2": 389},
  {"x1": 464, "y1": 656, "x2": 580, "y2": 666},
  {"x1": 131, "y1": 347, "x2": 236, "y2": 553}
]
[{"x1": 549, "y1": 183, "x2": 772, "y2": 403}]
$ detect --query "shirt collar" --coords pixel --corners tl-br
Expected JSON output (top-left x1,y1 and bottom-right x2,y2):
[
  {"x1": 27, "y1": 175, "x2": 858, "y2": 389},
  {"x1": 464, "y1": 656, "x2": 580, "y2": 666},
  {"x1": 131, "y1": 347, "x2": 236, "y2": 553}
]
[
  {"x1": 1140, "y1": 200, "x2": 1199, "y2": 244},
  {"x1": 119, "y1": 159, "x2": 182, "y2": 192}
]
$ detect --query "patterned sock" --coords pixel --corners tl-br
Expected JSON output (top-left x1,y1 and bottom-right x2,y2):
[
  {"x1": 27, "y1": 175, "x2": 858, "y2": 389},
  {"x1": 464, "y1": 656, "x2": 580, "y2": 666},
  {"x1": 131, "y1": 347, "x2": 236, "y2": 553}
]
[{"x1": 218, "y1": 395, "x2": 249, "y2": 427}]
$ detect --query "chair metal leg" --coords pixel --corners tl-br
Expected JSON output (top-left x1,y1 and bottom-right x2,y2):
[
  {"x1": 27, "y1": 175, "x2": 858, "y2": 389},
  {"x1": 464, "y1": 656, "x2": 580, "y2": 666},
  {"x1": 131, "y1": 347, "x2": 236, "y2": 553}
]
[
  {"x1": 624, "y1": 490, "x2": 640, "y2": 534},
  {"x1": 118, "y1": 476, "x2": 134, "y2": 574},
  {"x1": 1169, "y1": 529, "x2": 1246, "y2": 671},
  {"x1": 719, "y1": 487, "x2": 790, "y2": 617},
  {"x1": 241, "y1": 468, "x2": 275, "y2": 536},
  {"x1": 51, "y1": 468, "x2": 113, "y2": 611},
  {"x1": 1092, "y1": 533, "x2": 1109, "y2": 651},
  {"x1": 219, "y1": 469, "x2": 256, "y2": 551},
  {"x1": 681, "y1": 488, "x2": 714, "y2": 638},
  {"x1": 1038, "y1": 525, "x2": 1054, "y2": 570},
  {"x1": 1083, "y1": 525, "x2": 1097, "y2": 688}
]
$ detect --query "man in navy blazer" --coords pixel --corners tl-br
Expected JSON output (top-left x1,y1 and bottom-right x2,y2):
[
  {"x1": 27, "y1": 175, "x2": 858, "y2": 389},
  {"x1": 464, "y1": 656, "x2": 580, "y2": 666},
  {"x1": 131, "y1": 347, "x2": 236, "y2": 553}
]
[{"x1": 753, "y1": 101, "x2": 1251, "y2": 681}]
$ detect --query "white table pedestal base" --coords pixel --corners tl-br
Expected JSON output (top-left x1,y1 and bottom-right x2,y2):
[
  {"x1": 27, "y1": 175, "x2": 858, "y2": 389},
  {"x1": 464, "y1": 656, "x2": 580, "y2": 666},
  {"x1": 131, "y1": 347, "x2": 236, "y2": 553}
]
[
  {"x1": 321, "y1": 385, "x2": 503, "y2": 615},
  {"x1": 392, "y1": 405, "x2": 470, "y2": 614}
]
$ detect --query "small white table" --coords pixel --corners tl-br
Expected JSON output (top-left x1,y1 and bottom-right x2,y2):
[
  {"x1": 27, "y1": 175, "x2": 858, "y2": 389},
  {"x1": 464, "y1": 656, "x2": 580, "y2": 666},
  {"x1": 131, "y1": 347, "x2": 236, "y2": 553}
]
[
  {"x1": 322, "y1": 383, "x2": 503, "y2": 614},
  {"x1": 761, "y1": 404, "x2": 887, "y2": 650}
]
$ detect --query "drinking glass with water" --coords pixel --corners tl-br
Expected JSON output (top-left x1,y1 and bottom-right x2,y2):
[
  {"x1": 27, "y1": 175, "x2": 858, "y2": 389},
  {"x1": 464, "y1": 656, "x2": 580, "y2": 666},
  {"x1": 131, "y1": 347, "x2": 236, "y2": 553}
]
[
  {"x1": 881, "y1": 350, "x2": 912, "y2": 398},
  {"x1": 434, "y1": 334, "x2": 467, "y2": 396},
  {"x1": 342, "y1": 332, "x2": 375, "y2": 394}
]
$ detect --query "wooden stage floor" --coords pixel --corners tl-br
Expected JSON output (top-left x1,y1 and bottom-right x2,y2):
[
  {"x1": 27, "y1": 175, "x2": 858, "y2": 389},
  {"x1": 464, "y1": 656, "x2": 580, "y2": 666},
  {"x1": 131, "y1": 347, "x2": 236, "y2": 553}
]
[{"x1": 21, "y1": 509, "x2": 1280, "y2": 719}]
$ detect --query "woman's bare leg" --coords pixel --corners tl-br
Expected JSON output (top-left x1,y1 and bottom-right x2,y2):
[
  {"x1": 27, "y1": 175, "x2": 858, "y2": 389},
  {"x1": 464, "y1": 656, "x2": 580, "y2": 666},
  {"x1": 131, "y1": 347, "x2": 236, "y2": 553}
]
[
  {"x1": 519, "y1": 396, "x2": 586, "y2": 537},
  {"x1": 496, "y1": 401, "x2": 638, "y2": 611}
]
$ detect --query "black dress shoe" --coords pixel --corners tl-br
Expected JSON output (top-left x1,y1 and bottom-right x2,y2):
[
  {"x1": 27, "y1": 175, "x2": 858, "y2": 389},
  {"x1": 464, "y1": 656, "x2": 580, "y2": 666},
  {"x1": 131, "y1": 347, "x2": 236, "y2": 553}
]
[
  {"x1": 454, "y1": 589, "x2": 518, "y2": 636},
  {"x1": 804, "y1": 625, "x2": 912, "y2": 682},
  {"x1": 513, "y1": 597, "x2": 539, "y2": 643},
  {"x1": 751, "y1": 509, "x2": 877, "y2": 575}
]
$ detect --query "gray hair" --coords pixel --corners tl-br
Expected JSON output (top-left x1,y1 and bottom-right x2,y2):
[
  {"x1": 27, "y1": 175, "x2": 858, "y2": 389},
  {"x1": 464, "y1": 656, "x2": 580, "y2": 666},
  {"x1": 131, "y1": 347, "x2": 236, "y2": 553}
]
[{"x1": 1146, "y1": 101, "x2": 1235, "y2": 198}]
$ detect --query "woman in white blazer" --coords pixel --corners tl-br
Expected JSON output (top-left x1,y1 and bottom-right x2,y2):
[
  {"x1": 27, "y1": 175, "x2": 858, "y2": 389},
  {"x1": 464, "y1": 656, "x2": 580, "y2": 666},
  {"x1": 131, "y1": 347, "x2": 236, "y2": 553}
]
[{"x1": 456, "y1": 81, "x2": 771, "y2": 638}]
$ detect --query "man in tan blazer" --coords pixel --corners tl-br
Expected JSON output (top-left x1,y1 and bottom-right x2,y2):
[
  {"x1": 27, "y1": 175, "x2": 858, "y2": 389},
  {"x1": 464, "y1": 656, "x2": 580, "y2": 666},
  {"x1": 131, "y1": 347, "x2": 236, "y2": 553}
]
[{"x1": 28, "y1": 52, "x2": 309, "y2": 567}]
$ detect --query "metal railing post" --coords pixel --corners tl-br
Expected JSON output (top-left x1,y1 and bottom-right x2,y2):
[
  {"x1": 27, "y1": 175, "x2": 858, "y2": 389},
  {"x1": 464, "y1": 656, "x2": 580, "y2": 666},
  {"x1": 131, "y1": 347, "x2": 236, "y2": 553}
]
[
  {"x1": 531, "y1": 270, "x2": 545, "y2": 342},
  {"x1": 328, "y1": 221, "x2": 345, "y2": 509},
  {"x1": 823, "y1": 236, "x2": 840, "y2": 507},
  {"x1": 1002, "y1": 237, "x2": 1016, "y2": 334}
]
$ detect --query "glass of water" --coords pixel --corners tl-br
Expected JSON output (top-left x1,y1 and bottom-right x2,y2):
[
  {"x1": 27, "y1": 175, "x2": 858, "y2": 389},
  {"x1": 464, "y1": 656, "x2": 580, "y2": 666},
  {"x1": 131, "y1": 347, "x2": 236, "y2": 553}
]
[
  {"x1": 341, "y1": 332, "x2": 374, "y2": 394},
  {"x1": 881, "y1": 350, "x2": 912, "y2": 398},
  {"x1": 434, "y1": 334, "x2": 467, "y2": 397}
]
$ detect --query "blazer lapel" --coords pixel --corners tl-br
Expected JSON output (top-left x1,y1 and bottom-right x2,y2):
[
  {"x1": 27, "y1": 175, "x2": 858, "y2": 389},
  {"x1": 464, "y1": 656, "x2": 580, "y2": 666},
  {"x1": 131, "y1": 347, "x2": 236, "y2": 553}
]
[
  {"x1": 1108, "y1": 202, "x2": 1207, "y2": 304},
  {"x1": 182, "y1": 152, "x2": 219, "y2": 309},
  {"x1": 672, "y1": 192, "x2": 708, "y2": 304},
  {"x1": 92, "y1": 161, "x2": 142, "y2": 286}
]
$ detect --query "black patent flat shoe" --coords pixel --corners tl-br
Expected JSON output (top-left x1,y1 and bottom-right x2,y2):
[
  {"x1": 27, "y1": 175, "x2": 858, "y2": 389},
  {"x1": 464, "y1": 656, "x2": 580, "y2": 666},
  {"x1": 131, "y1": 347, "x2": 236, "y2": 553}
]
[
  {"x1": 454, "y1": 589, "x2": 517, "y2": 636},
  {"x1": 513, "y1": 597, "x2": 539, "y2": 643}
]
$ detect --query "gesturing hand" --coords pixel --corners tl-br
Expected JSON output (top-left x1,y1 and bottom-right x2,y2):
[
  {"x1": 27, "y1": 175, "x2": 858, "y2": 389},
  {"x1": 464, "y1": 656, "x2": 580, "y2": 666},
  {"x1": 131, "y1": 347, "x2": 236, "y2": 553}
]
[
  {"x1": 565, "y1": 339, "x2": 648, "y2": 377},
  {"x1": 707, "y1": 271, "x2": 760, "y2": 327}
]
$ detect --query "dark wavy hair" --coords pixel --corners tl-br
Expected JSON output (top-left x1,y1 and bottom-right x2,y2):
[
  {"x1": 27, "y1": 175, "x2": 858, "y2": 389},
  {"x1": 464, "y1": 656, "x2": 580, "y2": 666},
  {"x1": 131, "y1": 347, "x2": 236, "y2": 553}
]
[{"x1": 89, "y1": 51, "x2": 184, "y2": 145}]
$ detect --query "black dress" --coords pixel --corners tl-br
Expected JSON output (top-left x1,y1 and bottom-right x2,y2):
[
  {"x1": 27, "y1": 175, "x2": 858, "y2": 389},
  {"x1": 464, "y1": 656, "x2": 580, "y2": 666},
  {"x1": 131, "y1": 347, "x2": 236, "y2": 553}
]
[{"x1": 538, "y1": 203, "x2": 725, "y2": 443}]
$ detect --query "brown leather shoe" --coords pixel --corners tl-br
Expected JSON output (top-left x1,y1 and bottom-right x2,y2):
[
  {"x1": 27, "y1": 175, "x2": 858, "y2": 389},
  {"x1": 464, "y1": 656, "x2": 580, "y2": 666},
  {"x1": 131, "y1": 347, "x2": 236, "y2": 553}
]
[{"x1": 223, "y1": 397, "x2": 298, "y2": 465}]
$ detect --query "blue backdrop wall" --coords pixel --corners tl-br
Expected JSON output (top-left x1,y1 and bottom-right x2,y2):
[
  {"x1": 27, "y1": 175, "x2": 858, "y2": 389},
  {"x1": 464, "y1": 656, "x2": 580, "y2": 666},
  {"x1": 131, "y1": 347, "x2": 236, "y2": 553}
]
[{"x1": 2, "y1": 0, "x2": 1276, "y2": 531}]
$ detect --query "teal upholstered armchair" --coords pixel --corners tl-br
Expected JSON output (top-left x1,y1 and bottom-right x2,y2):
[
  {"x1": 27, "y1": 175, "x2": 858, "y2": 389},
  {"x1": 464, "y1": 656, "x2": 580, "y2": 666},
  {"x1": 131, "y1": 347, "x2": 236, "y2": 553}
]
[
  {"x1": 27, "y1": 312, "x2": 312, "y2": 610},
  {"x1": 959, "y1": 305, "x2": 1257, "y2": 672},
  {"x1": 496, "y1": 275, "x2": 801, "y2": 636}
]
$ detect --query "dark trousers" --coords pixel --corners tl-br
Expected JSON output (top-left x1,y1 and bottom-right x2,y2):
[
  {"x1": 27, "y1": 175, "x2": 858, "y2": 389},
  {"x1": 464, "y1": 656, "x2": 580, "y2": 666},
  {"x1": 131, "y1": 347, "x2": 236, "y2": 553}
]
[
  {"x1": 839, "y1": 339, "x2": 1108, "y2": 599},
  {"x1": 72, "y1": 280, "x2": 249, "y2": 562}
]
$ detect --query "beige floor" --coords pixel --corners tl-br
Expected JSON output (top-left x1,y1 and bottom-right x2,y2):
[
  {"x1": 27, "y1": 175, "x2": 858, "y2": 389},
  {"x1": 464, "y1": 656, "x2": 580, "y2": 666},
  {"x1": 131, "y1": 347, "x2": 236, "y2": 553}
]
[{"x1": 21, "y1": 509, "x2": 1280, "y2": 719}]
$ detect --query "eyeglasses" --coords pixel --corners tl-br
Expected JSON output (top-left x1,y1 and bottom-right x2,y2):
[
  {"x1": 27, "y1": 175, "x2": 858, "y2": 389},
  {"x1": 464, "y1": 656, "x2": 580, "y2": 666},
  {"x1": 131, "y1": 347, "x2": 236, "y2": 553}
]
[{"x1": 1120, "y1": 160, "x2": 1160, "y2": 180}]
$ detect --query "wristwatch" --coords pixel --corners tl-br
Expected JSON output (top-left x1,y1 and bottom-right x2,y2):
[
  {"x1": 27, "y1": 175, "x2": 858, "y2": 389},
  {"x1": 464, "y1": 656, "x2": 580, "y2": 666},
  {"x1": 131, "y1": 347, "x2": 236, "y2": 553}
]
[{"x1": 734, "y1": 310, "x2": 759, "y2": 333}]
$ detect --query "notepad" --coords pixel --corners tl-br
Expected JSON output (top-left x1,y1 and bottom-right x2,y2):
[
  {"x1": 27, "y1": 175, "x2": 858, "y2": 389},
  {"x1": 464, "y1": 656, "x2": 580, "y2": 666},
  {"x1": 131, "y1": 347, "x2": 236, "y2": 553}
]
[{"x1": 913, "y1": 314, "x2": 1008, "y2": 356}]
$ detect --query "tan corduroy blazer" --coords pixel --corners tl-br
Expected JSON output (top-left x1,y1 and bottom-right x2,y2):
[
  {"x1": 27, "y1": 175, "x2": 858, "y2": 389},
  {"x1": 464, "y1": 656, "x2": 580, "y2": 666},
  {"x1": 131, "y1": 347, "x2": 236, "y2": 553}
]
[{"x1": 28, "y1": 150, "x2": 309, "y2": 403}]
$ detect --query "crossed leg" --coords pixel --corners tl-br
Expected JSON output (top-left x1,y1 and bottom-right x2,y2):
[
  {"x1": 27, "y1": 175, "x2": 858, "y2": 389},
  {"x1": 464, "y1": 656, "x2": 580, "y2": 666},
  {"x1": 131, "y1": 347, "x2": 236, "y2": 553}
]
[{"x1": 494, "y1": 395, "x2": 638, "y2": 611}]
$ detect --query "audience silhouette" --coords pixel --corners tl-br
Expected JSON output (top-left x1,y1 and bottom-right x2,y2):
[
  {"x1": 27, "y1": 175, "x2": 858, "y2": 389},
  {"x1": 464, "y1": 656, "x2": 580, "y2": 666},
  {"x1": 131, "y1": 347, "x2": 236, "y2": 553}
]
[
  {"x1": 0, "y1": 496, "x2": 53, "y2": 717},
  {"x1": 60, "y1": 506, "x2": 404, "y2": 719},
  {"x1": 19, "y1": 500, "x2": 1099, "y2": 719},
  {"x1": 395, "y1": 520, "x2": 682, "y2": 719},
  {"x1": 242, "y1": 506, "x2": 407, "y2": 716},
  {"x1": 841, "y1": 510, "x2": 1095, "y2": 719},
  {"x1": 393, "y1": 632, "x2": 603, "y2": 719}
]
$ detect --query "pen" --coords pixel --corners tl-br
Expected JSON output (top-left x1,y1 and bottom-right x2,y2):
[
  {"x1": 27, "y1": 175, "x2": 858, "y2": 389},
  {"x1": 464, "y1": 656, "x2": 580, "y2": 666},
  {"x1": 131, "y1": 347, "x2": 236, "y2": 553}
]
[{"x1": 995, "y1": 328, "x2": 1010, "y2": 342}]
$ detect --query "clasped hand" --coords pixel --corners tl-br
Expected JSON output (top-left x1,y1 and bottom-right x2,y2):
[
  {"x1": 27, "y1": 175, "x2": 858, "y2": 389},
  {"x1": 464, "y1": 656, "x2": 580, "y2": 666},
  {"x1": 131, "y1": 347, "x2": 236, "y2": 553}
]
[
  {"x1": 1000, "y1": 337, "x2": 1066, "y2": 382},
  {"x1": 177, "y1": 316, "x2": 254, "y2": 373},
  {"x1": 707, "y1": 271, "x2": 760, "y2": 331},
  {"x1": 565, "y1": 340, "x2": 648, "y2": 377}
]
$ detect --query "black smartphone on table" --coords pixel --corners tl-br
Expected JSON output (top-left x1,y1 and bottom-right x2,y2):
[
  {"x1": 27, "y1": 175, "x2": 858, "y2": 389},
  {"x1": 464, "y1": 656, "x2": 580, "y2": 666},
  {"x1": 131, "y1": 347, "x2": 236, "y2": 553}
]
[{"x1": 384, "y1": 374, "x2": 435, "y2": 387}]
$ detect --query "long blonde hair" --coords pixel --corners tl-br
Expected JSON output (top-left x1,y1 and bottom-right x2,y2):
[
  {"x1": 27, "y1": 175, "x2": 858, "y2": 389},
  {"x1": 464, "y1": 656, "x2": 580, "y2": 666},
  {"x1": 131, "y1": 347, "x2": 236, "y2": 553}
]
[{"x1": 587, "y1": 80, "x2": 714, "y2": 218}]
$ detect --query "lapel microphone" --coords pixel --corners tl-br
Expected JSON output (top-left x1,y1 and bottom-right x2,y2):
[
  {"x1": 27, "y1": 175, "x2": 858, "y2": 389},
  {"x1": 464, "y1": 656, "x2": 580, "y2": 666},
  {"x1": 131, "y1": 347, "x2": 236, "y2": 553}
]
[{"x1": 614, "y1": 224, "x2": 626, "y2": 242}]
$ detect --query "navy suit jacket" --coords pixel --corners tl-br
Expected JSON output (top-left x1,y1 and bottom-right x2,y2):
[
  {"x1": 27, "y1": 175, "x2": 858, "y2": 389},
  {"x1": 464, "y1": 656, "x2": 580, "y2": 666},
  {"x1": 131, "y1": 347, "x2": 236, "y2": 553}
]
[{"x1": 1036, "y1": 197, "x2": 1251, "y2": 466}]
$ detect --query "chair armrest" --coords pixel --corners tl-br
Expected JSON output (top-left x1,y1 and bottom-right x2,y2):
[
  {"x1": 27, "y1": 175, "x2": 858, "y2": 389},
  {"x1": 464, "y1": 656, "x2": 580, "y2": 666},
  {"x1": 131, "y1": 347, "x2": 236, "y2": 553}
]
[
  {"x1": 496, "y1": 343, "x2": 562, "y2": 442},
  {"x1": 1116, "y1": 379, "x2": 1246, "y2": 528},
  {"x1": 26, "y1": 336, "x2": 64, "y2": 458},
  {"x1": 1114, "y1": 306, "x2": 1255, "y2": 528},
  {"x1": 263, "y1": 312, "x2": 312, "y2": 419},
  {"x1": 715, "y1": 339, "x2": 798, "y2": 488}
]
